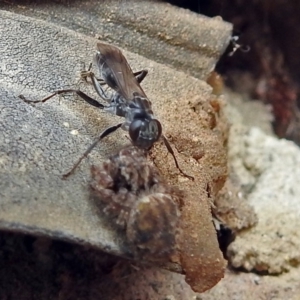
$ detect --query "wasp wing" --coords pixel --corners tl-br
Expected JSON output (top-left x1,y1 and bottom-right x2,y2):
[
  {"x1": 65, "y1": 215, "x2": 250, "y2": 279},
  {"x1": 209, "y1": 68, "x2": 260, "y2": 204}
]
[{"x1": 95, "y1": 42, "x2": 147, "y2": 101}]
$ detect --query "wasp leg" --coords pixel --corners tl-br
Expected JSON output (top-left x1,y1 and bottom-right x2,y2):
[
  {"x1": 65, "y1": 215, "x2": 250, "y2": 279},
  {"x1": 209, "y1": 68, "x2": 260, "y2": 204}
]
[
  {"x1": 19, "y1": 89, "x2": 105, "y2": 109},
  {"x1": 82, "y1": 68, "x2": 148, "y2": 85},
  {"x1": 162, "y1": 135, "x2": 194, "y2": 180},
  {"x1": 80, "y1": 68, "x2": 148, "y2": 103},
  {"x1": 62, "y1": 123, "x2": 123, "y2": 179},
  {"x1": 133, "y1": 69, "x2": 148, "y2": 83},
  {"x1": 89, "y1": 71, "x2": 113, "y2": 102},
  {"x1": 87, "y1": 70, "x2": 148, "y2": 102}
]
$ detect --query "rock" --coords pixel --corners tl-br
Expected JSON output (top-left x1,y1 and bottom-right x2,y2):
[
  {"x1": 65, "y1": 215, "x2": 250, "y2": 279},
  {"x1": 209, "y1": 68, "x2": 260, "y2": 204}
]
[
  {"x1": 0, "y1": 8, "x2": 230, "y2": 293},
  {"x1": 0, "y1": 0, "x2": 232, "y2": 80},
  {"x1": 227, "y1": 127, "x2": 300, "y2": 274}
]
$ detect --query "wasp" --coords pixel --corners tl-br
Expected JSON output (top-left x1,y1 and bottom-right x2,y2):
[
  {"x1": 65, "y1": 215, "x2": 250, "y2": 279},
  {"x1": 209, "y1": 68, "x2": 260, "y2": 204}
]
[{"x1": 20, "y1": 42, "x2": 193, "y2": 180}]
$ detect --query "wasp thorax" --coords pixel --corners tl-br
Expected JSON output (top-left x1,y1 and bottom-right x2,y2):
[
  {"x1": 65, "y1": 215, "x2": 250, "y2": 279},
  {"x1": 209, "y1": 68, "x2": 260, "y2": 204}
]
[{"x1": 129, "y1": 119, "x2": 162, "y2": 149}]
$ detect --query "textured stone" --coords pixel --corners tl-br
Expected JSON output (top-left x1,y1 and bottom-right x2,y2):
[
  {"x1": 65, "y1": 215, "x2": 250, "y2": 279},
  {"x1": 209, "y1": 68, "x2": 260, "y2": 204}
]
[
  {"x1": 0, "y1": 9, "x2": 229, "y2": 293},
  {"x1": 227, "y1": 127, "x2": 300, "y2": 274}
]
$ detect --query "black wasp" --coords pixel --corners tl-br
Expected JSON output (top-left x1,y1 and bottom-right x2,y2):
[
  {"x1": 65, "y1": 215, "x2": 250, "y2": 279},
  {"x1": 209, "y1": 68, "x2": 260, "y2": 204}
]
[{"x1": 20, "y1": 42, "x2": 193, "y2": 180}]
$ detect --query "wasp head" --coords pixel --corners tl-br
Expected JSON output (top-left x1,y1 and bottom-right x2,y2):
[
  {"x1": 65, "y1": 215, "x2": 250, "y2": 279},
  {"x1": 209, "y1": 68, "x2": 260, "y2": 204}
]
[{"x1": 129, "y1": 118, "x2": 162, "y2": 149}]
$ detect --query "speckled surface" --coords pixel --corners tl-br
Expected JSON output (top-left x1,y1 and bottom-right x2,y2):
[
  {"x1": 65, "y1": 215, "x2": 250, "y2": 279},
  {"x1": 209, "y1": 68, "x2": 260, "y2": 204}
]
[
  {"x1": 0, "y1": 0, "x2": 232, "y2": 80},
  {"x1": 0, "y1": 7, "x2": 230, "y2": 295},
  {"x1": 2, "y1": 2, "x2": 300, "y2": 299},
  {"x1": 227, "y1": 127, "x2": 300, "y2": 274}
]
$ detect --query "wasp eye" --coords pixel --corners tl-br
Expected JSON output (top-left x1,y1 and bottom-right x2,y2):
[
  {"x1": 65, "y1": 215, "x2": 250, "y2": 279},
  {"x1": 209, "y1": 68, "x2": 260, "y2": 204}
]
[
  {"x1": 150, "y1": 119, "x2": 162, "y2": 141},
  {"x1": 129, "y1": 119, "x2": 143, "y2": 142}
]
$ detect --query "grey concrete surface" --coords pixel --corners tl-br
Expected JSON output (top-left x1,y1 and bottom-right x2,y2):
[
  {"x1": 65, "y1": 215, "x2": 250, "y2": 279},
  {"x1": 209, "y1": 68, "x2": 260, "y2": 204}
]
[
  {"x1": 0, "y1": 9, "x2": 230, "y2": 267},
  {"x1": 0, "y1": 11, "x2": 130, "y2": 257},
  {"x1": 0, "y1": 2, "x2": 234, "y2": 294},
  {"x1": 0, "y1": 0, "x2": 232, "y2": 79}
]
